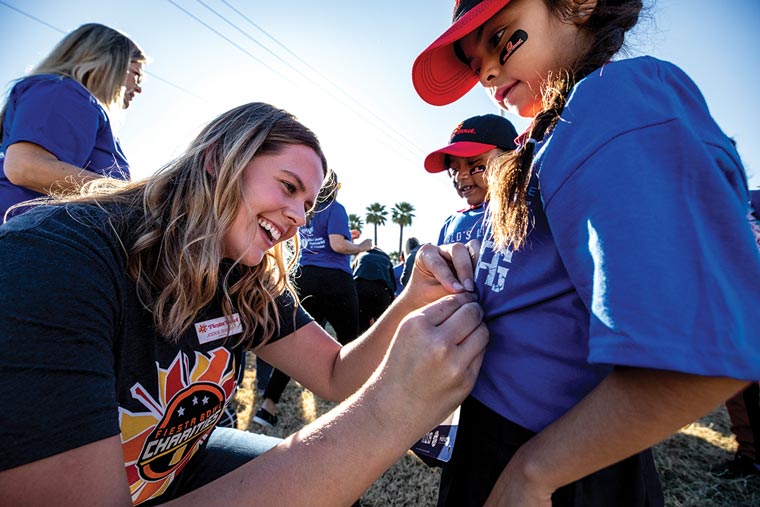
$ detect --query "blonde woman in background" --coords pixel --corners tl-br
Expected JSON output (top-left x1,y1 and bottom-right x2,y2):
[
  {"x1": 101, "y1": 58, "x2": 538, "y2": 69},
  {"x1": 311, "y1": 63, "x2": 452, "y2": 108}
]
[{"x1": 0, "y1": 22, "x2": 147, "y2": 219}]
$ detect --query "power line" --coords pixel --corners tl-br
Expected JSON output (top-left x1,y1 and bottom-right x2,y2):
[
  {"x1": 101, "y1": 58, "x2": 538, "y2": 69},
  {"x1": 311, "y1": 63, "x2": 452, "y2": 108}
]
[
  {"x1": 1, "y1": 0, "x2": 433, "y2": 173},
  {"x1": 196, "y1": 0, "x2": 283, "y2": 70},
  {"x1": 167, "y1": 0, "x2": 292, "y2": 83},
  {"x1": 0, "y1": 0, "x2": 65, "y2": 34},
  {"x1": 177, "y1": 2, "x2": 461, "y2": 195},
  {"x1": 142, "y1": 72, "x2": 210, "y2": 103},
  {"x1": 182, "y1": 0, "x2": 426, "y2": 167},
  {"x1": 219, "y1": 0, "x2": 427, "y2": 159}
]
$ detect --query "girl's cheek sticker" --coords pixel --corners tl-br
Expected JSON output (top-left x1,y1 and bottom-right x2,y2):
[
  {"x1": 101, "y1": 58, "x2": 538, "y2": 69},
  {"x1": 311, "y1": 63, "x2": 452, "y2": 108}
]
[{"x1": 500, "y1": 29, "x2": 528, "y2": 65}]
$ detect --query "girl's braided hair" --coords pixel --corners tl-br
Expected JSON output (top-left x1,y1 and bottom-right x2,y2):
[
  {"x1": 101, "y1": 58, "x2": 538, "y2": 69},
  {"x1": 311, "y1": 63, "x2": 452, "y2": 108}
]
[{"x1": 487, "y1": 0, "x2": 643, "y2": 251}]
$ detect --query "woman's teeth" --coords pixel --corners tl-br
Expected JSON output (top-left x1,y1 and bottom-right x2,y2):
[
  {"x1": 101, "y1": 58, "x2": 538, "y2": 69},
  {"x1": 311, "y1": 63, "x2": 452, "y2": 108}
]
[{"x1": 259, "y1": 219, "x2": 281, "y2": 241}]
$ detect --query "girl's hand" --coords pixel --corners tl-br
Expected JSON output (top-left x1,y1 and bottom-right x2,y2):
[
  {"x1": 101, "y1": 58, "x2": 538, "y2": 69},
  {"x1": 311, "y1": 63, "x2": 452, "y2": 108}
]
[{"x1": 485, "y1": 456, "x2": 554, "y2": 507}]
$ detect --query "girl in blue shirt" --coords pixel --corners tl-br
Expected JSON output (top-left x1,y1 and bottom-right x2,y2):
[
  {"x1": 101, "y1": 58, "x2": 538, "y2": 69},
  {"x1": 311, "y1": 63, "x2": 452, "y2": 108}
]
[{"x1": 413, "y1": 1, "x2": 760, "y2": 505}]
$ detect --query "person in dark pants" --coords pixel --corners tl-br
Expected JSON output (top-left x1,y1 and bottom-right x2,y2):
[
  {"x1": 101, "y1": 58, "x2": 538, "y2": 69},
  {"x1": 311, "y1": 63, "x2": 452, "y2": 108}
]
[
  {"x1": 712, "y1": 190, "x2": 760, "y2": 478},
  {"x1": 400, "y1": 236, "x2": 421, "y2": 288},
  {"x1": 254, "y1": 172, "x2": 372, "y2": 427},
  {"x1": 712, "y1": 383, "x2": 760, "y2": 477},
  {"x1": 293, "y1": 171, "x2": 372, "y2": 344},
  {"x1": 353, "y1": 247, "x2": 396, "y2": 333}
]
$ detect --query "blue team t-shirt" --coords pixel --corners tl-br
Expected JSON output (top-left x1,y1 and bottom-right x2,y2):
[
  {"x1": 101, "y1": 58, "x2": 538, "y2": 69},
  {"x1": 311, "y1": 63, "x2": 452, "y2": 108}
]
[
  {"x1": 0, "y1": 75, "x2": 130, "y2": 217},
  {"x1": 437, "y1": 202, "x2": 488, "y2": 246},
  {"x1": 298, "y1": 200, "x2": 353, "y2": 274},
  {"x1": 392, "y1": 263, "x2": 404, "y2": 296},
  {"x1": 472, "y1": 57, "x2": 760, "y2": 433}
]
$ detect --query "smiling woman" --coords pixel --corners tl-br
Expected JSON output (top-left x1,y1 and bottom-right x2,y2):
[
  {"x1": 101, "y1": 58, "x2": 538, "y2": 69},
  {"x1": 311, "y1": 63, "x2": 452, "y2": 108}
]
[
  {"x1": 223, "y1": 144, "x2": 324, "y2": 266},
  {"x1": 0, "y1": 101, "x2": 489, "y2": 506}
]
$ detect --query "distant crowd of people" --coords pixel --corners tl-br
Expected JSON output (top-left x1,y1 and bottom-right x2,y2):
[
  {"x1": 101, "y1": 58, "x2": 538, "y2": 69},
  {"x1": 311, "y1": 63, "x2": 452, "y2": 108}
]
[{"x1": 2, "y1": 1, "x2": 760, "y2": 506}]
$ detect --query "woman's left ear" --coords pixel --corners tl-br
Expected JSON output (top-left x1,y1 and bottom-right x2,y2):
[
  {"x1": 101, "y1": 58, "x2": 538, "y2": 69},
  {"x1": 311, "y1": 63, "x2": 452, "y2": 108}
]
[
  {"x1": 203, "y1": 146, "x2": 217, "y2": 177},
  {"x1": 570, "y1": 0, "x2": 597, "y2": 25}
]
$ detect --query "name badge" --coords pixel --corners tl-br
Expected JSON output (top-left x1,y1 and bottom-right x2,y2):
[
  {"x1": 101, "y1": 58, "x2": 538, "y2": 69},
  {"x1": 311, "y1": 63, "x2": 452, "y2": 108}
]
[
  {"x1": 194, "y1": 314, "x2": 243, "y2": 344},
  {"x1": 411, "y1": 406, "x2": 460, "y2": 463}
]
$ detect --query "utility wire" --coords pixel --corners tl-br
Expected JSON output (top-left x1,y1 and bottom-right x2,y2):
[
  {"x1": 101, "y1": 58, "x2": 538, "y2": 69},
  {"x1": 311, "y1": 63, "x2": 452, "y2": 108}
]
[
  {"x1": 220, "y1": 0, "x2": 427, "y2": 159},
  {"x1": 143, "y1": 72, "x2": 209, "y2": 103},
  {"x1": 186, "y1": 0, "x2": 425, "y2": 167},
  {"x1": 0, "y1": 0, "x2": 208, "y2": 102},
  {"x1": 0, "y1": 0, "x2": 65, "y2": 34},
  {"x1": 1, "y1": 0, "x2": 437, "y2": 176},
  {"x1": 167, "y1": 0, "x2": 292, "y2": 83}
]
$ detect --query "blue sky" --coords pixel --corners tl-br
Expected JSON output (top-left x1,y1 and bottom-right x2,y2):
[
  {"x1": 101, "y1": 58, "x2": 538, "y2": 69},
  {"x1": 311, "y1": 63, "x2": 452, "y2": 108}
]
[{"x1": 1, "y1": 0, "x2": 758, "y2": 252}]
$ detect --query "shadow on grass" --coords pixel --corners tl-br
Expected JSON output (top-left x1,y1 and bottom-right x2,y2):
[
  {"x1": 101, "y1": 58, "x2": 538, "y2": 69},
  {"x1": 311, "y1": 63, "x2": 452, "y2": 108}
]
[
  {"x1": 231, "y1": 353, "x2": 759, "y2": 506},
  {"x1": 653, "y1": 408, "x2": 760, "y2": 507}
]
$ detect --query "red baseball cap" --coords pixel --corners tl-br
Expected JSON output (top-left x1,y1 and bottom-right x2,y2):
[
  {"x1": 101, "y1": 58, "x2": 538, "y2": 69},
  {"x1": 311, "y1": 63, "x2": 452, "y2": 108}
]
[
  {"x1": 413, "y1": 0, "x2": 512, "y2": 106},
  {"x1": 424, "y1": 113, "x2": 518, "y2": 173}
]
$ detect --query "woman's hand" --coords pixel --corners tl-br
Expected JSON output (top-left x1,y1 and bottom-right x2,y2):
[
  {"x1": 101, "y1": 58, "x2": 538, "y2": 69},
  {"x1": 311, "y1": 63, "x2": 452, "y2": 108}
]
[
  {"x1": 371, "y1": 290, "x2": 489, "y2": 433},
  {"x1": 402, "y1": 240, "x2": 481, "y2": 307}
]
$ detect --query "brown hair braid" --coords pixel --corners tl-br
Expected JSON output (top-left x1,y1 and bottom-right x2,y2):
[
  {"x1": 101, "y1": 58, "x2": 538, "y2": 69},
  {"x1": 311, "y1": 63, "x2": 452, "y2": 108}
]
[{"x1": 487, "y1": 0, "x2": 644, "y2": 251}]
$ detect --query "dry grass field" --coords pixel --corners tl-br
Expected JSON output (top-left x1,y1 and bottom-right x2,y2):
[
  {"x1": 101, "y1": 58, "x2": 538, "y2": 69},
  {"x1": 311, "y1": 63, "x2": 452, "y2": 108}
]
[{"x1": 231, "y1": 351, "x2": 760, "y2": 506}]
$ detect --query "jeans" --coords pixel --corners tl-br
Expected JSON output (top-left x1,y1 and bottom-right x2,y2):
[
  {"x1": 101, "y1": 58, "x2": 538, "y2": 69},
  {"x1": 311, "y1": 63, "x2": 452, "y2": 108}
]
[{"x1": 141, "y1": 427, "x2": 281, "y2": 505}]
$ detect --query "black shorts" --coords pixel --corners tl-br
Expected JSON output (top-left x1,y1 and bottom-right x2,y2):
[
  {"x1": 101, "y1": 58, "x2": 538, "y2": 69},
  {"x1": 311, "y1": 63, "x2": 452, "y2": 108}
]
[{"x1": 437, "y1": 396, "x2": 664, "y2": 507}]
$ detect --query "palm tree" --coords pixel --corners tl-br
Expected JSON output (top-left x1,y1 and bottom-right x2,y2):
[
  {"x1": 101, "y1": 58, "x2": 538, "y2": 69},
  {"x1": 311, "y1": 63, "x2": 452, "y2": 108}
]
[
  {"x1": 348, "y1": 213, "x2": 363, "y2": 235},
  {"x1": 365, "y1": 202, "x2": 388, "y2": 246},
  {"x1": 391, "y1": 202, "x2": 415, "y2": 254}
]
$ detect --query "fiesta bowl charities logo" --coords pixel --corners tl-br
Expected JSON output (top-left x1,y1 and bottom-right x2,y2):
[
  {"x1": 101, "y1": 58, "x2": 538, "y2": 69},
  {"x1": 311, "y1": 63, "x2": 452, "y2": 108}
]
[
  {"x1": 119, "y1": 347, "x2": 237, "y2": 505},
  {"x1": 137, "y1": 382, "x2": 224, "y2": 480}
]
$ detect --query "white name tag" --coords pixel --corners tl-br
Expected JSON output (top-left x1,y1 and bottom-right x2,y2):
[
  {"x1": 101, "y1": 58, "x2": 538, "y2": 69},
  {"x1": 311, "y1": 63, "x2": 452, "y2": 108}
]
[{"x1": 194, "y1": 314, "x2": 243, "y2": 344}]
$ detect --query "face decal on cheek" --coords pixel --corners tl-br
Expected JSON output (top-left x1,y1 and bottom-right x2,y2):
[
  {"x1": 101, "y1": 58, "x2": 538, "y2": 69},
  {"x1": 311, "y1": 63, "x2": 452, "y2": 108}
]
[{"x1": 500, "y1": 29, "x2": 528, "y2": 65}]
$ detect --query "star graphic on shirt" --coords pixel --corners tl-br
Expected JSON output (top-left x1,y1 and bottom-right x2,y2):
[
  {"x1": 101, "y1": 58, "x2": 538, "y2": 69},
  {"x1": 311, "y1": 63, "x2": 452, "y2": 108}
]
[
  {"x1": 192, "y1": 396, "x2": 198, "y2": 405},
  {"x1": 177, "y1": 406, "x2": 185, "y2": 417},
  {"x1": 202, "y1": 396, "x2": 209, "y2": 405}
]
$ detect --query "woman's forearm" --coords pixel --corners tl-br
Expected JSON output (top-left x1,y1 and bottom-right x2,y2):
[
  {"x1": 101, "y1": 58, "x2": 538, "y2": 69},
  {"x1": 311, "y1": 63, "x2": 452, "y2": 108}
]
[
  {"x1": 329, "y1": 290, "x2": 475, "y2": 399},
  {"x1": 4, "y1": 142, "x2": 103, "y2": 194},
  {"x1": 171, "y1": 296, "x2": 488, "y2": 507},
  {"x1": 328, "y1": 234, "x2": 370, "y2": 255}
]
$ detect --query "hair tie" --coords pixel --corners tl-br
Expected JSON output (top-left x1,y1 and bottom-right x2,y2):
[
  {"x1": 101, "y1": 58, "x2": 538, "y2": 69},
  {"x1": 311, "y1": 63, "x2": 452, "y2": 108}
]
[{"x1": 518, "y1": 138, "x2": 537, "y2": 152}]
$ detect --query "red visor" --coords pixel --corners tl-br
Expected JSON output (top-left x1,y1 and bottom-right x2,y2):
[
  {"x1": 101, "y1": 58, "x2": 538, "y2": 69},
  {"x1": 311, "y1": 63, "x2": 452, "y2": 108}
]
[
  {"x1": 424, "y1": 141, "x2": 498, "y2": 173},
  {"x1": 412, "y1": 0, "x2": 513, "y2": 106}
]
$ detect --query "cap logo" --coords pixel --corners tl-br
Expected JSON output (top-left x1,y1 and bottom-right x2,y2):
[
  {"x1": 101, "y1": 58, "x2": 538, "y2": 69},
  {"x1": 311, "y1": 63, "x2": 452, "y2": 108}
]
[
  {"x1": 450, "y1": 121, "x2": 465, "y2": 139},
  {"x1": 450, "y1": 122, "x2": 477, "y2": 141}
]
